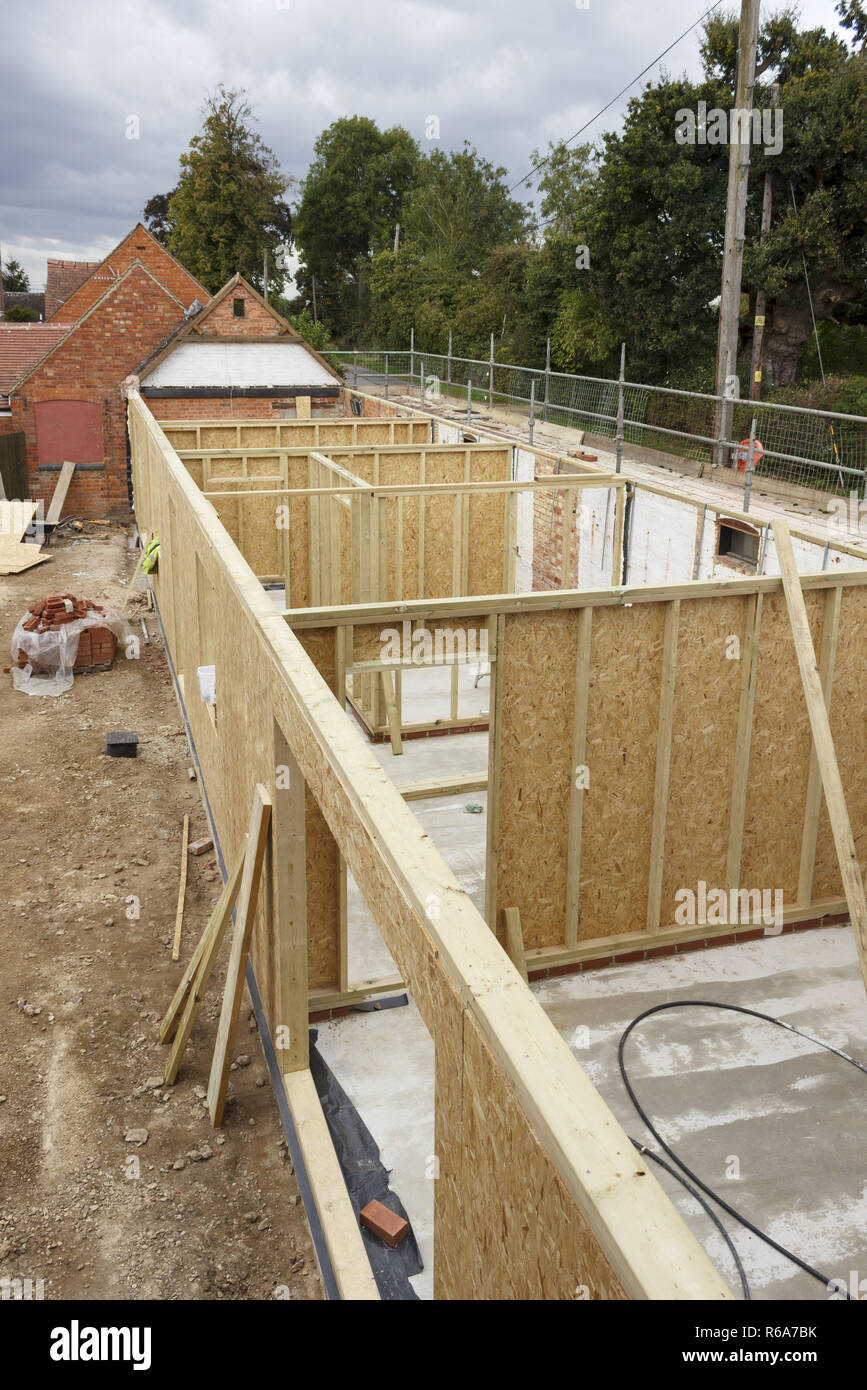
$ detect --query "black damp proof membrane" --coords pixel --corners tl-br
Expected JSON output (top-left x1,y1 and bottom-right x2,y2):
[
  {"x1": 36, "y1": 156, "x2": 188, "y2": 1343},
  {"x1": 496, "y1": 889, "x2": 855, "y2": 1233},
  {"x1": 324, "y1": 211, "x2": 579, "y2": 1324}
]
[{"x1": 309, "y1": 1028, "x2": 423, "y2": 1300}]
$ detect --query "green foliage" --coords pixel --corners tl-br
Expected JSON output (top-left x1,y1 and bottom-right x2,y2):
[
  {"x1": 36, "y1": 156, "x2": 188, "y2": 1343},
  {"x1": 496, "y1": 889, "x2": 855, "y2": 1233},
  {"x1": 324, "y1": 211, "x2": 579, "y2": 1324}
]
[
  {"x1": 165, "y1": 86, "x2": 292, "y2": 295},
  {"x1": 400, "y1": 144, "x2": 528, "y2": 271},
  {"x1": 2, "y1": 257, "x2": 29, "y2": 292},
  {"x1": 4, "y1": 304, "x2": 38, "y2": 321},
  {"x1": 292, "y1": 116, "x2": 420, "y2": 340}
]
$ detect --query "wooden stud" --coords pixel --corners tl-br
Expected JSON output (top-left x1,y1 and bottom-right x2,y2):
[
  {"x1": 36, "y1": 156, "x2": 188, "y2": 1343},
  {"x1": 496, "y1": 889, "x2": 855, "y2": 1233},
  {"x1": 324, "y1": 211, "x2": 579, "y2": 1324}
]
[
  {"x1": 484, "y1": 614, "x2": 507, "y2": 931},
  {"x1": 159, "y1": 839, "x2": 248, "y2": 1045},
  {"x1": 380, "y1": 669, "x2": 404, "y2": 757},
  {"x1": 646, "y1": 600, "x2": 680, "y2": 933},
  {"x1": 798, "y1": 585, "x2": 842, "y2": 907},
  {"x1": 565, "y1": 607, "x2": 593, "y2": 947},
  {"x1": 502, "y1": 906, "x2": 529, "y2": 982},
  {"x1": 45, "y1": 460, "x2": 76, "y2": 526},
  {"x1": 207, "y1": 784, "x2": 273, "y2": 1125},
  {"x1": 171, "y1": 815, "x2": 190, "y2": 961},
  {"x1": 725, "y1": 592, "x2": 763, "y2": 892},
  {"x1": 774, "y1": 520, "x2": 867, "y2": 995}
]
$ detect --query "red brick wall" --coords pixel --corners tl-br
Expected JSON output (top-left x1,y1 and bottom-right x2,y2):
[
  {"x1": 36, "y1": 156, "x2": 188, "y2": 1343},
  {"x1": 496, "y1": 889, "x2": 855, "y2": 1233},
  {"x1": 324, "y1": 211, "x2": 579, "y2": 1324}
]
[
  {"x1": 52, "y1": 225, "x2": 207, "y2": 325},
  {"x1": 12, "y1": 267, "x2": 186, "y2": 518},
  {"x1": 0, "y1": 415, "x2": 16, "y2": 437},
  {"x1": 145, "y1": 395, "x2": 343, "y2": 422},
  {"x1": 203, "y1": 288, "x2": 285, "y2": 336}
]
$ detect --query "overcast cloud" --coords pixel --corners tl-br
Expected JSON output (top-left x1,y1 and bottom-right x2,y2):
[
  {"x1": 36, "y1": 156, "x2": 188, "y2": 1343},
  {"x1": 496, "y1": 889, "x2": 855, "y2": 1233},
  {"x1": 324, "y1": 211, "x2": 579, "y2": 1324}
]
[{"x1": 0, "y1": 0, "x2": 847, "y2": 289}]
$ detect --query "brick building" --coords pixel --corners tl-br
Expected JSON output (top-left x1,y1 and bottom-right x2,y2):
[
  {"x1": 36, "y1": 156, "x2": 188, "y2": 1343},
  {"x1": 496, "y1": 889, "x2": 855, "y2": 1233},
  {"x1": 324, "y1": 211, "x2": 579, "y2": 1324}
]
[
  {"x1": 4, "y1": 224, "x2": 209, "y2": 517},
  {"x1": 2, "y1": 229, "x2": 340, "y2": 518},
  {"x1": 136, "y1": 273, "x2": 341, "y2": 422}
]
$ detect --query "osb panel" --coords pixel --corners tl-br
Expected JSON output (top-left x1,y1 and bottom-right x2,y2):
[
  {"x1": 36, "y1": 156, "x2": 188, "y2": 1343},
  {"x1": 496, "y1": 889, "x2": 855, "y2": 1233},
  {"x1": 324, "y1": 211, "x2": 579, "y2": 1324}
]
[
  {"x1": 467, "y1": 456, "x2": 509, "y2": 597},
  {"x1": 201, "y1": 426, "x2": 240, "y2": 449},
  {"x1": 740, "y1": 592, "x2": 821, "y2": 901},
  {"x1": 581, "y1": 604, "x2": 666, "y2": 938},
  {"x1": 497, "y1": 611, "x2": 576, "y2": 949},
  {"x1": 182, "y1": 458, "x2": 204, "y2": 489},
  {"x1": 165, "y1": 427, "x2": 197, "y2": 450},
  {"x1": 279, "y1": 425, "x2": 315, "y2": 447},
  {"x1": 208, "y1": 492, "x2": 241, "y2": 551},
  {"x1": 247, "y1": 455, "x2": 281, "y2": 478},
  {"x1": 240, "y1": 481, "x2": 282, "y2": 576},
  {"x1": 813, "y1": 585, "x2": 867, "y2": 900},
  {"x1": 442, "y1": 1009, "x2": 627, "y2": 1300},
  {"x1": 421, "y1": 454, "x2": 462, "y2": 600},
  {"x1": 660, "y1": 596, "x2": 744, "y2": 921},
  {"x1": 209, "y1": 456, "x2": 245, "y2": 480}
]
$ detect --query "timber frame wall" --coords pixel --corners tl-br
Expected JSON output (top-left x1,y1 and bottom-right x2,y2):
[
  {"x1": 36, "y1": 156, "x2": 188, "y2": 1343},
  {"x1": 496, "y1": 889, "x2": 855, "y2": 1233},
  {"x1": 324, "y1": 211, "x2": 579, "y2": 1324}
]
[{"x1": 128, "y1": 389, "x2": 732, "y2": 1301}]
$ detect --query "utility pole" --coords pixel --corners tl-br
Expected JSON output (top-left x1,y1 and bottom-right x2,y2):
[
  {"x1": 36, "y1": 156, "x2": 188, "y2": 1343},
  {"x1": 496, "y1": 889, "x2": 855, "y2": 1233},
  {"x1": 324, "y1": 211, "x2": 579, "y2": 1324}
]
[
  {"x1": 712, "y1": 0, "x2": 761, "y2": 468},
  {"x1": 311, "y1": 275, "x2": 318, "y2": 325},
  {"x1": 263, "y1": 250, "x2": 269, "y2": 303},
  {"x1": 393, "y1": 224, "x2": 401, "y2": 253},
  {"x1": 750, "y1": 83, "x2": 779, "y2": 400}
]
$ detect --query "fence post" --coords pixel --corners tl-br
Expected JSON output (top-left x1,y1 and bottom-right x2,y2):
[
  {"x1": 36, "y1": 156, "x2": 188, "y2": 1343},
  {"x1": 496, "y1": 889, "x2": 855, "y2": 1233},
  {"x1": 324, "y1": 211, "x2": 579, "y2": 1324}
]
[
  {"x1": 529, "y1": 379, "x2": 536, "y2": 445},
  {"x1": 384, "y1": 352, "x2": 390, "y2": 401},
  {"x1": 467, "y1": 377, "x2": 473, "y2": 428},
  {"x1": 544, "y1": 338, "x2": 551, "y2": 423},
  {"x1": 447, "y1": 330, "x2": 453, "y2": 388},
  {"x1": 420, "y1": 358, "x2": 425, "y2": 408},
  {"x1": 743, "y1": 416, "x2": 757, "y2": 512},
  {"x1": 615, "y1": 341, "x2": 626, "y2": 474},
  {"x1": 410, "y1": 327, "x2": 415, "y2": 384},
  {"x1": 489, "y1": 334, "x2": 494, "y2": 408}
]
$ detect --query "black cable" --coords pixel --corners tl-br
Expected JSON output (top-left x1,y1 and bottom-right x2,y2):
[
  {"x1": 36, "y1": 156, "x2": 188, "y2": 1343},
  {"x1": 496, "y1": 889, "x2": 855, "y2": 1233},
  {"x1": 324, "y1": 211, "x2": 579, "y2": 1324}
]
[
  {"x1": 619, "y1": 1000, "x2": 865, "y2": 1299},
  {"x1": 630, "y1": 1136, "x2": 751, "y2": 1299},
  {"x1": 509, "y1": 0, "x2": 725, "y2": 194}
]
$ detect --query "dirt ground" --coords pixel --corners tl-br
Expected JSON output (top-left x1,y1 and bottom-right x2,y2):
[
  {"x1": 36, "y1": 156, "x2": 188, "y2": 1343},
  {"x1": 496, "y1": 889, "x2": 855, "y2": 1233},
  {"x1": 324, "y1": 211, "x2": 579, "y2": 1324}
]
[{"x1": 0, "y1": 523, "x2": 322, "y2": 1301}]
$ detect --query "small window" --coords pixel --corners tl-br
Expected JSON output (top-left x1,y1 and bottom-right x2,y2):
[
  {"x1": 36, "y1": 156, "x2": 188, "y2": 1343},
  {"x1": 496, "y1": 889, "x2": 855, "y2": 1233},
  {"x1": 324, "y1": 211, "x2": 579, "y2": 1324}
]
[
  {"x1": 233, "y1": 298, "x2": 246, "y2": 318},
  {"x1": 717, "y1": 519, "x2": 760, "y2": 569}
]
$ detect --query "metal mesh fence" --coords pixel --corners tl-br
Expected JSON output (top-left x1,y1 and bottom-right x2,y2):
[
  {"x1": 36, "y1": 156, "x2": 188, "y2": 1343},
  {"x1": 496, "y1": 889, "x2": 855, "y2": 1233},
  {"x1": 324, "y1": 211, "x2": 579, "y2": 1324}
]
[{"x1": 335, "y1": 349, "x2": 867, "y2": 499}]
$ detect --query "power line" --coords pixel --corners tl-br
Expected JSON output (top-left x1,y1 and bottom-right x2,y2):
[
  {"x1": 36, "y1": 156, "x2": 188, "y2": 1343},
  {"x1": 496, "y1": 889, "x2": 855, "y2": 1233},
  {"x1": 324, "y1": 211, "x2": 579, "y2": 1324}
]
[{"x1": 509, "y1": 0, "x2": 726, "y2": 195}]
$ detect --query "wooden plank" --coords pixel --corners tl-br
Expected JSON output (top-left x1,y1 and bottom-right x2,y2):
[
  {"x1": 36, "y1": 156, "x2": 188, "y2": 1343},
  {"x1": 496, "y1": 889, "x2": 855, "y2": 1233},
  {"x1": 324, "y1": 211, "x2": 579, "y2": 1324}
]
[
  {"x1": 208, "y1": 784, "x2": 273, "y2": 1125},
  {"x1": 565, "y1": 607, "x2": 593, "y2": 947},
  {"x1": 282, "y1": 1068, "x2": 380, "y2": 1300},
  {"x1": 380, "y1": 669, "x2": 404, "y2": 757},
  {"x1": 502, "y1": 905, "x2": 528, "y2": 982},
  {"x1": 646, "y1": 601, "x2": 680, "y2": 933},
  {"x1": 0, "y1": 544, "x2": 49, "y2": 575},
  {"x1": 159, "y1": 839, "x2": 247, "y2": 1045},
  {"x1": 725, "y1": 594, "x2": 763, "y2": 891},
  {"x1": 774, "y1": 520, "x2": 867, "y2": 994},
  {"x1": 798, "y1": 585, "x2": 842, "y2": 907},
  {"x1": 611, "y1": 484, "x2": 626, "y2": 585},
  {"x1": 171, "y1": 815, "x2": 190, "y2": 961},
  {"x1": 296, "y1": 395, "x2": 311, "y2": 420},
  {"x1": 398, "y1": 772, "x2": 488, "y2": 801},
  {"x1": 45, "y1": 460, "x2": 76, "y2": 526}
]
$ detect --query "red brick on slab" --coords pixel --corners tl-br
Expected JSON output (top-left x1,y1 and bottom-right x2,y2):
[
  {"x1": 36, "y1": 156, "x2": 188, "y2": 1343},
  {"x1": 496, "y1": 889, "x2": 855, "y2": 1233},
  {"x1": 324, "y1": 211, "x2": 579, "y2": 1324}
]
[{"x1": 359, "y1": 1199, "x2": 409, "y2": 1248}]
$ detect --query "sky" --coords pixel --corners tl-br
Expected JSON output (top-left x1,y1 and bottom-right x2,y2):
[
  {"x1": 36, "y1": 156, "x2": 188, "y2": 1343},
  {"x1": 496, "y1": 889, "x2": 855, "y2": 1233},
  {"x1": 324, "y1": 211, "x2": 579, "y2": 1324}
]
[{"x1": 0, "y1": 0, "x2": 849, "y2": 291}]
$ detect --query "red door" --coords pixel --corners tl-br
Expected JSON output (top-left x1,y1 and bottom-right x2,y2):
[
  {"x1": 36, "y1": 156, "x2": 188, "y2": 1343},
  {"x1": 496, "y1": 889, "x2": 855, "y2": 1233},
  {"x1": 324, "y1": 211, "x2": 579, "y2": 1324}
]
[{"x1": 34, "y1": 400, "x2": 103, "y2": 466}]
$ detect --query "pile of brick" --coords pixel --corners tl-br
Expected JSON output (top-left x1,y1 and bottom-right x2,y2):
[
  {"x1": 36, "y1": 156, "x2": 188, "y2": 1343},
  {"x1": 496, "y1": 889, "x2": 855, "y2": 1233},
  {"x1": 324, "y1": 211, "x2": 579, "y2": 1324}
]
[{"x1": 8, "y1": 592, "x2": 118, "y2": 674}]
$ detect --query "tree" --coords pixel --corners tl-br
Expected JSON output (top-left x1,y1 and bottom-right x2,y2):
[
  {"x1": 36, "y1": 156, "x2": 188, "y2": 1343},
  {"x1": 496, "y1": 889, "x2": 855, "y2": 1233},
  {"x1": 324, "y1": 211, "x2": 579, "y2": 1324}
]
[
  {"x1": 401, "y1": 145, "x2": 528, "y2": 272},
  {"x1": 293, "y1": 117, "x2": 420, "y2": 340},
  {"x1": 143, "y1": 190, "x2": 177, "y2": 246},
  {"x1": 163, "y1": 87, "x2": 293, "y2": 294},
  {"x1": 538, "y1": 9, "x2": 867, "y2": 385},
  {"x1": 2, "y1": 257, "x2": 29, "y2": 292}
]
